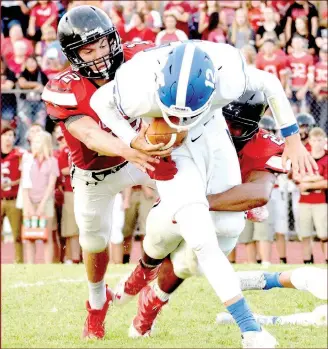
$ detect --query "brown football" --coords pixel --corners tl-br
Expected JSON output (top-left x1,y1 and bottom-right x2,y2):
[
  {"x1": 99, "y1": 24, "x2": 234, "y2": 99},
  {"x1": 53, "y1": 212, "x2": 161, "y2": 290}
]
[{"x1": 145, "y1": 117, "x2": 188, "y2": 150}]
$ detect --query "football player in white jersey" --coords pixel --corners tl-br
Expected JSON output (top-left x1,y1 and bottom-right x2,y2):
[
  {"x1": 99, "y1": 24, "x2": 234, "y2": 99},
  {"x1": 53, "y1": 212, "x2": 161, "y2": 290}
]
[{"x1": 91, "y1": 41, "x2": 316, "y2": 348}]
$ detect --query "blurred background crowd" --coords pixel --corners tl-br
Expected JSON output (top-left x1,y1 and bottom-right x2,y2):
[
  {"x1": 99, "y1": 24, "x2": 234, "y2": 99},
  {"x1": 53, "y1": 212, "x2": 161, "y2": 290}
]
[{"x1": 1, "y1": 0, "x2": 327, "y2": 265}]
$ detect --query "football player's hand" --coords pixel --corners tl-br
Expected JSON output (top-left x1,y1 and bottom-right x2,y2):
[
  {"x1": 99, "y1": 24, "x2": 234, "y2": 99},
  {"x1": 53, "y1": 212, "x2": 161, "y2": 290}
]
[
  {"x1": 246, "y1": 206, "x2": 269, "y2": 222},
  {"x1": 146, "y1": 156, "x2": 178, "y2": 181},
  {"x1": 122, "y1": 147, "x2": 161, "y2": 173},
  {"x1": 131, "y1": 124, "x2": 173, "y2": 157},
  {"x1": 282, "y1": 133, "x2": 318, "y2": 177}
]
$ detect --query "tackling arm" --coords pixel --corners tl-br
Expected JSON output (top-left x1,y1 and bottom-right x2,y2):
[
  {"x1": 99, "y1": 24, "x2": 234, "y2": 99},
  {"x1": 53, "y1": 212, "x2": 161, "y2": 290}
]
[{"x1": 207, "y1": 171, "x2": 276, "y2": 212}]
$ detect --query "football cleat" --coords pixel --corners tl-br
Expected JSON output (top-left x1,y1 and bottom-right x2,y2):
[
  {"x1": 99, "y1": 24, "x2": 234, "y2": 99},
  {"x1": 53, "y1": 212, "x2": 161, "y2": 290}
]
[
  {"x1": 114, "y1": 260, "x2": 159, "y2": 305},
  {"x1": 82, "y1": 286, "x2": 113, "y2": 340},
  {"x1": 129, "y1": 285, "x2": 168, "y2": 338},
  {"x1": 237, "y1": 271, "x2": 266, "y2": 291},
  {"x1": 242, "y1": 328, "x2": 278, "y2": 348}
]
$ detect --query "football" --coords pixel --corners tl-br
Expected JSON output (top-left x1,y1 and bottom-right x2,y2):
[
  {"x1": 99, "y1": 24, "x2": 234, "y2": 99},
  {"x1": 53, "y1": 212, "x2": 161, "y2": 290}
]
[{"x1": 145, "y1": 117, "x2": 188, "y2": 150}]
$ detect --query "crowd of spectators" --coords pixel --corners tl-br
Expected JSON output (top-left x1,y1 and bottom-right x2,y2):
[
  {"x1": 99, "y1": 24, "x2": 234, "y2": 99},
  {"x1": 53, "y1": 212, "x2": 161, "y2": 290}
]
[{"x1": 1, "y1": 0, "x2": 327, "y2": 265}]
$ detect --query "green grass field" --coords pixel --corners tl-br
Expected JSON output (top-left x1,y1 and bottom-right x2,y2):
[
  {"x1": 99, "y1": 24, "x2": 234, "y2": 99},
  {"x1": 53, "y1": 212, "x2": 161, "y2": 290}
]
[{"x1": 2, "y1": 264, "x2": 327, "y2": 348}]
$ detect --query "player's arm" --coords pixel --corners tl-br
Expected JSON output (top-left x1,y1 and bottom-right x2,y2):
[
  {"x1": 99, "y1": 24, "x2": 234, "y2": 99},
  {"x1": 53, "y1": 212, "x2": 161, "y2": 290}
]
[
  {"x1": 245, "y1": 67, "x2": 318, "y2": 176},
  {"x1": 66, "y1": 115, "x2": 159, "y2": 172},
  {"x1": 90, "y1": 77, "x2": 171, "y2": 157},
  {"x1": 207, "y1": 171, "x2": 276, "y2": 212}
]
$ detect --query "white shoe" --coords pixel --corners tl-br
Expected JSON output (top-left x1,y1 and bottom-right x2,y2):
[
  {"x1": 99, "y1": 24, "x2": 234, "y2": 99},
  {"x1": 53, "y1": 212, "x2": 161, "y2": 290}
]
[
  {"x1": 113, "y1": 275, "x2": 134, "y2": 306},
  {"x1": 128, "y1": 323, "x2": 150, "y2": 338},
  {"x1": 291, "y1": 267, "x2": 328, "y2": 300},
  {"x1": 242, "y1": 328, "x2": 278, "y2": 348},
  {"x1": 237, "y1": 271, "x2": 266, "y2": 291}
]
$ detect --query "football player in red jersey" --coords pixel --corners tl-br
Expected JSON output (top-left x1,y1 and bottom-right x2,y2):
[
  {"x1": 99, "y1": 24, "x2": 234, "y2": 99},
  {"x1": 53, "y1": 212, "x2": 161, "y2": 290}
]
[
  {"x1": 1, "y1": 127, "x2": 25, "y2": 263},
  {"x1": 113, "y1": 91, "x2": 288, "y2": 337},
  {"x1": 41, "y1": 6, "x2": 171, "y2": 340}
]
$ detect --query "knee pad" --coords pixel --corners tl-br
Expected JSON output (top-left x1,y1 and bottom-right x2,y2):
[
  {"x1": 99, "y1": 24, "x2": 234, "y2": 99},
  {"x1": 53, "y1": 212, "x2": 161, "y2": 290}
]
[
  {"x1": 217, "y1": 236, "x2": 239, "y2": 256},
  {"x1": 79, "y1": 233, "x2": 108, "y2": 253},
  {"x1": 211, "y1": 211, "x2": 245, "y2": 238}
]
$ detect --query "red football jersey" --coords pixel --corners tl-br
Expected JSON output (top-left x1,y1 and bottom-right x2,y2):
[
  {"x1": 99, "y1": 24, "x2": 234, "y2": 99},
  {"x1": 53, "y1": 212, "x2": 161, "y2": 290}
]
[
  {"x1": 1, "y1": 148, "x2": 25, "y2": 198},
  {"x1": 256, "y1": 54, "x2": 287, "y2": 81},
  {"x1": 238, "y1": 129, "x2": 286, "y2": 182},
  {"x1": 314, "y1": 61, "x2": 328, "y2": 96},
  {"x1": 58, "y1": 146, "x2": 73, "y2": 192},
  {"x1": 42, "y1": 42, "x2": 155, "y2": 170},
  {"x1": 286, "y1": 53, "x2": 314, "y2": 89},
  {"x1": 299, "y1": 154, "x2": 328, "y2": 204}
]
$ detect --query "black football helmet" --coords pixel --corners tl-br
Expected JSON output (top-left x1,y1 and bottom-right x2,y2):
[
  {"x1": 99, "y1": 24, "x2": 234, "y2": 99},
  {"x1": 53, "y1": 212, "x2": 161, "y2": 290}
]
[
  {"x1": 223, "y1": 90, "x2": 268, "y2": 151},
  {"x1": 259, "y1": 116, "x2": 276, "y2": 132},
  {"x1": 58, "y1": 5, "x2": 123, "y2": 79},
  {"x1": 296, "y1": 113, "x2": 316, "y2": 141}
]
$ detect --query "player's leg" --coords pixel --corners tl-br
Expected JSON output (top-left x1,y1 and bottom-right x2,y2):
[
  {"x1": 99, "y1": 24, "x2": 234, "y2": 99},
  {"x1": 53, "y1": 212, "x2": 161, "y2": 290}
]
[
  {"x1": 312, "y1": 203, "x2": 328, "y2": 263},
  {"x1": 110, "y1": 193, "x2": 125, "y2": 264},
  {"x1": 298, "y1": 203, "x2": 314, "y2": 263}
]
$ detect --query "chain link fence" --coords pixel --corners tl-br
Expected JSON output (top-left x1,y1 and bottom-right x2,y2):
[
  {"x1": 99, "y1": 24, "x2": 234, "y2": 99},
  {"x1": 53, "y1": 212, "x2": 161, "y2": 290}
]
[{"x1": 1, "y1": 90, "x2": 328, "y2": 243}]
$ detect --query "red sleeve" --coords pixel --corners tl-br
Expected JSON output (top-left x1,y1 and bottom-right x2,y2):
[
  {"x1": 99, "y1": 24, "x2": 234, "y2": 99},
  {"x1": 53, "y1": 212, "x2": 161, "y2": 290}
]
[
  {"x1": 58, "y1": 148, "x2": 69, "y2": 171},
  {"x1": 165, "y1": 2, "x2": 172, "y2": 11},
  {"x1": 50, "y1": 2, "x2": 58, "y2": 17},
  {"x1": 123, "y1": 41, "x2": 156, "y2": 61},
  {"x1": 255, "y1": 55, "x2": 263, "y2": 70},
  {"x1": 181, "y1": 1, "x2": 192, "y2": 13}
]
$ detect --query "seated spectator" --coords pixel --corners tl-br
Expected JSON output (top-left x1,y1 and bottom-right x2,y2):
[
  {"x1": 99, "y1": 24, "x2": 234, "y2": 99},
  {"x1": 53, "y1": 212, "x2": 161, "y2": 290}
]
[
  {"x1": 285, "y1": 35, "x2": 314, "y2": 113},
  {"x1": 218, "y1": 1, "x2": 241, "y2": 26},
  {"x1": 312, "y1": 47, "x2": 328, "y2": 130},
  {"x1": 17, "y1": 57, "x2": 48, "y2": 142},
  {"x1": 137, "y1": 1, "x2": 162, "y2": 35},
  {"x1": 198, "y1": 1, "x2": 219, "y2": 37},
  {"x1": 285, "y1": 0, "x2": 319, "y2": 43},
  {"x1": 126, "y1": 12, "x2": 156, "y2": 42},
  {"x1": 6, "y1": 40, "x2": 28, "y2": 77},
  {"x1": 1, "y1": 127, "x2": 24, "y2": 264},
  {"x1": 1, "y1": 57, "x2": 17, "y2": 128},
  {"x1": 1, "y1": 23, "x2": 34, "y2": 64},
  {"x1": 315, "y1": 11, "x2": 328, "y2": 50},
  {"x1": 42, "y1": 48, "x2": 65, "y2": 80},
  {"x1": 268, "y1": 0, "x2": 294, "y2": 19},
  {"x1": 155, "y1": 13, "x2": 188, "y2": 45},
  {"x1": 1, "y1": 1, "x2": 30, "y2": 37},
  {"x1": 22, "y1": 130, "x2": 59, "y2": 264},
  {"x1": 35, "y1": 25, "x2": 57, "y2": 66},
  {"x1": 256, "y1": 39, "x2": 287, "y2": 87},
  {"x1": 286, "y1": 17, "x2": 318, "y2": 56},
  {"x1": 109, "y1": 4, "x2": 127, "y2": 43},
  {"x1": 256, "y1": 7, "x2": 285, "y2": 49},
  {"x1": 164, "y1": 0, "x2": 192, "y2": 36},
  {"x1": 229, "y1": 8, "x2": 255, "y2": 48},
  {"x1": 240, "y1": 44, "x2": 257, "y2": 67},
  {"x1": 27, "y1": 0, "x2": 58, "y2": 42},
  {"x1": 203, "y1": 12, "x2": 227, "y2": 43},
  {"x1": 244, "y1": 0, "x2": 266, "y2": 33}
]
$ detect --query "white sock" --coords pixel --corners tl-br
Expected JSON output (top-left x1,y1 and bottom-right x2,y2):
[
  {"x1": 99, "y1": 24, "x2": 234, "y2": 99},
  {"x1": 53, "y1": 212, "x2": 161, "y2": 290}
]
[
  {"x1": 153, "y1": 282, "x2": 170, "y2": 302},
  {"x1": 88, "y1": 279, "x2": 106, "y2": 310}
]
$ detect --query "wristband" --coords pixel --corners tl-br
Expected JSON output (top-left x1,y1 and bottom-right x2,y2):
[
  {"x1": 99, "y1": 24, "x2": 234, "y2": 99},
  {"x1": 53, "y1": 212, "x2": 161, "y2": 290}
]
[{"x1": 280, "y1": 123, "x2": 299, "y2": 138}]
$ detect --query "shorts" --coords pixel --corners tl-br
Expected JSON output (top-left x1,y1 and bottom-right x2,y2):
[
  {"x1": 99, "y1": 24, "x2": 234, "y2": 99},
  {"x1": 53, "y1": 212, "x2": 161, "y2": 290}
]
[
  {"x1": 298, "y1": 203, "x2": 327, "y2": 240},
  {"x1": 238, "y1": 218, "x2": 274, "y2": 243},
  {"x1": 268, "y1": 187, "x2": 289, "y2": 234},
  {"x1": 61, "y1": 192, "x2": 79, "y2": 238}
]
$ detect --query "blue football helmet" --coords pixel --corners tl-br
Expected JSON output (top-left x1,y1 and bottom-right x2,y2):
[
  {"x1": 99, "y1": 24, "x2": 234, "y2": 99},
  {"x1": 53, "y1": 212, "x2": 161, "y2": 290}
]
[{"x1": 155, "y1": 42, "x2": 216, "y2": 131}]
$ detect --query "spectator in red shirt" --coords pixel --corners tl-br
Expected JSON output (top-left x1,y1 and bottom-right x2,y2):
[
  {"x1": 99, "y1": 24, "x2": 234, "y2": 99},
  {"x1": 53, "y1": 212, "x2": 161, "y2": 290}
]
[
  {"x1": 256, "y1": 7, "x2": 285, "y2": 49},
  {"x1": 164, "y1": 1, "x2": 192, "y2": 36},
  {"x1": 296, "y1": 127, "x2": 328, "y2": 264},
  {"x1": 1, "y1": 23, "x2": 34, "y2": 64},
  {"x1": 1, "y1": 127, "x2": 24, "y2": 264},
  {"x1": 126, "y1": 12, "x2": 156, "y2": 43},
  {"x1": 218, "y1": 1, "x2": 241, "y2": 26},
  {"x1": 286, "y1": 17, "x2": 318, "y2": 56},
  {"x1": 137, "y1": 1, "x2": 163, "y2": 35},
  {"x1": 109, "y1": 4, "x2": 127, "y2": 43},
  {"x1": 256, "y1": 39, "x2": 287, "y2": 87},
  {"x1": 203, "y1": 12, "x2": 227, "y2": 43},
  {"x1": 245, "y1": 0, "x2": 266, "y2": 33},
  {"x1": 6, "y1": 40, "x2": 28, "y2": 77},
  {"x1": 27, "y1": 0, "x2": 58, "y2": 42},
  {"x1": 42, "y1": 48, "x2": 65, "y2": 80},
  {"x1": 285, "y1": 0, "x2": 319, "y2": 43},
  {"x1": 35, "y1": 25, "x2": 58, "y2": 66},
  {"x1": 155, "y1": 13, "x2": 188, "y2": 45},
  {"x1": 229, "y1": 8, "x2": 255, "y2": 48},
  {"x1": 57, "y1": 130, "x2": 81, "y2": 264},
  {"x1": 312, "y1": 47, "x2": 328, "y2": 130},
  {"x1": 285, "y1": 35, "x2": 314, "y2": 114},
  {"x1": 198, "y1": 1, "x2": 219, "y2": 38}
]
